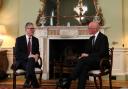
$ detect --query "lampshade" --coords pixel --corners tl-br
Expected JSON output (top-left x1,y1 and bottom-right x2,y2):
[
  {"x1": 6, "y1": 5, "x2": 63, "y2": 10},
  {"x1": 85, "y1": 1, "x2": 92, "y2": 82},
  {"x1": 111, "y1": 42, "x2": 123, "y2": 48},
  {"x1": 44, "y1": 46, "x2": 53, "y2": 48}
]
[
  {"x1": 0, "y1": 39, "x2": 3, "y2": 47},
  {"x1": 0, "y1": 25, "x2": 7, "y2": 35}
]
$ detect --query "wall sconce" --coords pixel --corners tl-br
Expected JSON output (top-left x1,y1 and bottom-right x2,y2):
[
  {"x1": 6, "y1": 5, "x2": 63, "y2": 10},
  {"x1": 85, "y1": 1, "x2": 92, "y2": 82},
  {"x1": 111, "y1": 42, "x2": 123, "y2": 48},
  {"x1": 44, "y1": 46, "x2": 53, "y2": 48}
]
[{"x1": 0, "y1": 25, "x2": 7, "y2": 48}]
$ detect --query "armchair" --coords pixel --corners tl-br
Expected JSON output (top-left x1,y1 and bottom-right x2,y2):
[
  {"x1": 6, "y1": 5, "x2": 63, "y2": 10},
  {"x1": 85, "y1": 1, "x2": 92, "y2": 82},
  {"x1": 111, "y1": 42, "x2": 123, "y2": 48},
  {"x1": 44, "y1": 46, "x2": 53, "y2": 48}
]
[
  {"x1": 88, "y1": 48, "x2": 114, "y2": 89},
  {"x1": 12, "y1": 47, "x2": 43, "y2": 89}
]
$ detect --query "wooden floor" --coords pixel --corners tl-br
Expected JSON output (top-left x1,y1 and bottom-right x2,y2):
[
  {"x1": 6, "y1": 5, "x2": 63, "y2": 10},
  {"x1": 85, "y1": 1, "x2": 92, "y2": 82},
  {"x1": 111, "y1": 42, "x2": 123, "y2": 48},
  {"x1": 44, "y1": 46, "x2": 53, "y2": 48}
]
[{"x1": 0, "y1": 78, "x2": 128, "y2": 89}]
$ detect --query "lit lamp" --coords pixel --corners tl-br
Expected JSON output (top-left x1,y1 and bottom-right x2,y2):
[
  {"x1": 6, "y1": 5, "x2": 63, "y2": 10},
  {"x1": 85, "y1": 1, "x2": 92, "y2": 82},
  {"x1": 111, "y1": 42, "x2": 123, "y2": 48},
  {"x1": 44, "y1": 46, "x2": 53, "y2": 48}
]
[{"x1": 0, "y1": 25, "x2": 7, "y2": 48}]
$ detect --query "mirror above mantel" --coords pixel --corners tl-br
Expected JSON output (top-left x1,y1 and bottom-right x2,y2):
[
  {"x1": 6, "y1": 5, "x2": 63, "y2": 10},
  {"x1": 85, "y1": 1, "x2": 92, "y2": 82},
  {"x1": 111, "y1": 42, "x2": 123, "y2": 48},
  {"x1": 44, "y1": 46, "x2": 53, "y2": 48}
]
[{"x1": 36, "y1": 0, "x2": 104, "y2": 27}]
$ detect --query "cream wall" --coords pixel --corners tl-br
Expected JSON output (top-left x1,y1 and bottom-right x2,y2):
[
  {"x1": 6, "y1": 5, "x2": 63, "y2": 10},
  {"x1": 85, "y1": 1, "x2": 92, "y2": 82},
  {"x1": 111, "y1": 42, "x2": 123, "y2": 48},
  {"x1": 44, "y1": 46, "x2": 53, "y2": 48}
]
[
  {"x1": 0, "y1": 0, "x2": 127, "y2": 48},
  {"x1": 19, "y1": 0, "x2": 40, "y2": 36},
  {"x1": 123, "y1": 0, "x2": 128, "y2": 48},
  {"x1": 0, "y1": 0, "x2": 19, "y2": 48},
  {"x1": 99, "y1": 0, "x2": 124, "y2": 48}
]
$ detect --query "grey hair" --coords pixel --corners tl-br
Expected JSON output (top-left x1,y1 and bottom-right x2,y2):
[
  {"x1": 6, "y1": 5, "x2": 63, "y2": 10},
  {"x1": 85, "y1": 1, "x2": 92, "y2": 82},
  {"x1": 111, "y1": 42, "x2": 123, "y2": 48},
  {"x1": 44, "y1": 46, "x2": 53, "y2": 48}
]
[{"x1": 25, "y1": 22, "x2": 34, "y2": 28}]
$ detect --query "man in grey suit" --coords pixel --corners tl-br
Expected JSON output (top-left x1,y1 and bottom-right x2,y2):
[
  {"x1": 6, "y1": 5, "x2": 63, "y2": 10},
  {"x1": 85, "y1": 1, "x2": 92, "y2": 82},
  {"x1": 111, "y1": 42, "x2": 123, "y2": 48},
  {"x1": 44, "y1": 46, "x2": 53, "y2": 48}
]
[
  {"x1": 15, "y1": 22, "x2": 40, "y2": 88},
  {"x1": 65, "y1": 21, "x2": 109, "y2": 89}
]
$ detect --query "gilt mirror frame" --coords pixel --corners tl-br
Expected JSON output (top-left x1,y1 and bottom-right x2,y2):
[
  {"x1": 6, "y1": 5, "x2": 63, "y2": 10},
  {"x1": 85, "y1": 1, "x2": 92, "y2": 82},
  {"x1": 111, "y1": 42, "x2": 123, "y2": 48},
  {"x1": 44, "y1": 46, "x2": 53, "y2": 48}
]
[
  {"x1": 0, "y1": 0, "x2": 3, "y2": 9},
  {"x1": 36, "y1": 0, "x2": 104, "y2": 26}
]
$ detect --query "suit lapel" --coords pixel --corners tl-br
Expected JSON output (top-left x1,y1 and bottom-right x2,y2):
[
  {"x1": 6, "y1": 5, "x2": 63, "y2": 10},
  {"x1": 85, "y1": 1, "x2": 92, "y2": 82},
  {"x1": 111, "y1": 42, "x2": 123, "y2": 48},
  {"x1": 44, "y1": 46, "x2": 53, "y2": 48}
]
[
  {"x1": 23, "y1": 35, "x2": 28, "y2": 51},
  {"x1": 94, "y1": 32, "x2": 102, "y2": 47}
]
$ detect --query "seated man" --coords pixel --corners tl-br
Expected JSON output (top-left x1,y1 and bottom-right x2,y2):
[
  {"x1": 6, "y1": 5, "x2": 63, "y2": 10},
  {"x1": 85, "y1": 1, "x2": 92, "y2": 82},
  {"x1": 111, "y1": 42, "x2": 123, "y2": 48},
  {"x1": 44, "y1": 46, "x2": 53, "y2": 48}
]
[
  {"x1": 15, "y1": 22, "x2": 40, "y2": 88},
  {"x1": 65, "y1": 21, "x2": 109, "y2": 89}
]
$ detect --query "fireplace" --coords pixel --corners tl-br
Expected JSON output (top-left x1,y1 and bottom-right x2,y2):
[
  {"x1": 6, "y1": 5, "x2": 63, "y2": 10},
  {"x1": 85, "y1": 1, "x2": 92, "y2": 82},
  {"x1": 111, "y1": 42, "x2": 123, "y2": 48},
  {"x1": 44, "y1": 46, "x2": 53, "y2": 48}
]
[
  {"x1": 34, "y1": 26, "x2": 105, "y2": 79},
  {"x1": 49, "y1": 39, "x2": 88, "y2": 79}
]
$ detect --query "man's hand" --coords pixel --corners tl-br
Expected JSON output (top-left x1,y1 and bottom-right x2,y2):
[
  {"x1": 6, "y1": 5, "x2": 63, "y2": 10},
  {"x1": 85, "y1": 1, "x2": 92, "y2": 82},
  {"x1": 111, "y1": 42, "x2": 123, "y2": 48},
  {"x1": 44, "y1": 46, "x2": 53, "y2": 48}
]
[
  {"x1": 78, "y1": 53, "x2": 89, "y2": 59},
  {"x1": 28, "y1": 54, "x2": 39, "y2": 62}
]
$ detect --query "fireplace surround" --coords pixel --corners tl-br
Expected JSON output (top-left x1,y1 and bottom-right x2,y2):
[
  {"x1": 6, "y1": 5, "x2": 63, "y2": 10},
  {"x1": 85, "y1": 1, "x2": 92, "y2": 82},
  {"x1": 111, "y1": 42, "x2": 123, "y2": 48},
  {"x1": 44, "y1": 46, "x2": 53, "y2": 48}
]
[{"x1": 34, "y1": 26, "x2": 105, "y2": 79}]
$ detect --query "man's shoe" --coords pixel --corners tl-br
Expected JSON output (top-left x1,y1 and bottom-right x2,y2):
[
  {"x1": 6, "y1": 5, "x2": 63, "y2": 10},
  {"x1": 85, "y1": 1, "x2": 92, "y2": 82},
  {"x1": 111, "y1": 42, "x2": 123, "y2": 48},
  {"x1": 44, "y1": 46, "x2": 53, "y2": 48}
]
[
  {"x1": 23, "y1": 80, "x2": 31, "y2": 88},
  {"x1": 31, "y1": 80, "x2": 40, "y2": 88},
  {"x1": 56, "y1": 78, "x2": 71, "y2": 89},
  {"x1": 32, "y1": 83, "x2": 40, "y2": 88},
  {"x1": 32, "y1": 84, "x2": 40, "y2": 88}
]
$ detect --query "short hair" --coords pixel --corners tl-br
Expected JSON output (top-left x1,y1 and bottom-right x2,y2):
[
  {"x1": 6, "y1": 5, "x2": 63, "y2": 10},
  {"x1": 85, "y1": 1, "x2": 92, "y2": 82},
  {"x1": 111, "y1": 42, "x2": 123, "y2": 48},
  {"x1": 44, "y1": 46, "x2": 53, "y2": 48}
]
[{"x1": 25, "y1": 22, "x2": 34, "y2": 28}]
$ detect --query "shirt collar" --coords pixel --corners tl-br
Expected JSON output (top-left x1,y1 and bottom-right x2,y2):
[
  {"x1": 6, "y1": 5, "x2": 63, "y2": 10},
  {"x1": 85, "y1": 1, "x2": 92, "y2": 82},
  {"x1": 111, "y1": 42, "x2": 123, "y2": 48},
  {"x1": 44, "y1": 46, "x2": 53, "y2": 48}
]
[
  {"x1": 94, "y1": 31, "x2": 99, "y2": 38},
  {"x1": 26, "y1": 35, "x2": 32, "y2": 39}
]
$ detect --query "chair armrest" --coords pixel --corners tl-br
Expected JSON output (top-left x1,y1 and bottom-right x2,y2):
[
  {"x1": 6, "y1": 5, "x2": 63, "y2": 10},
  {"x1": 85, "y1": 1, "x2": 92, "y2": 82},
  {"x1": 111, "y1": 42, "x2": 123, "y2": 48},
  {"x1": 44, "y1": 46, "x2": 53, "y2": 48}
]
[
  {"x1": 99, "y1": 58, "x2": 110, "y2": 73},
  {"x1": 38, "y1": 57, "x2": 43, "y2": 68},
  {"x1": 11, "y1": 48, "x2": 16, "y2": 71},
  {"x1": 99, "y1": 47, "x2": 114, "y2": 74}
]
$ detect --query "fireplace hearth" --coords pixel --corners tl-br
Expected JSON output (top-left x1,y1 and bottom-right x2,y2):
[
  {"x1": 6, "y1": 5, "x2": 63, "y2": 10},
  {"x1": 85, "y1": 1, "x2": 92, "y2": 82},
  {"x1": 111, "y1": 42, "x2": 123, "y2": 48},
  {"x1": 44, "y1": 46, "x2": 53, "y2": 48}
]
[{"x1": 49, "y1": 39, "x2": 88, "y2": 79}]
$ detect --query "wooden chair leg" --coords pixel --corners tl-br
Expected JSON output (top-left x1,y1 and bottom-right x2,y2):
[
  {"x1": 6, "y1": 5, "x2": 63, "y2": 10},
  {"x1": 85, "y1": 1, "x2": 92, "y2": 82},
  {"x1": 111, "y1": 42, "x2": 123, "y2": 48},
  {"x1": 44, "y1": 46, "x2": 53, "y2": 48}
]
[
  {"x1": 39, "y1": 72, "x2": 43, "y2": 84},
  {"x1": 56, "y1": 86, "x2": 58, "y2": 89},
  {"x1": 94, "y1": 76, "x2": 99, "y2": 89},
  {"x1": 13, "y1": 73, "x2": 16, "y2": 89},
  {"x1": 99, "y1": 76, "x2": 102, "y2": 89},
  {"x1": 109, "y1": 74, "x2": 112, "y2": 89}
]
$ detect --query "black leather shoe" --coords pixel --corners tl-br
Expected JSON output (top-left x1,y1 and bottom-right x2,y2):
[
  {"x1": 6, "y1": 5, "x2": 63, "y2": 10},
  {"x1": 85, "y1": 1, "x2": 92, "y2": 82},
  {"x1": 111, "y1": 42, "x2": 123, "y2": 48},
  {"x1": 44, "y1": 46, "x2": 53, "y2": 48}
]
[
  {"x1": 23, "y1": 80, "x2": 31, "y2": 88},
  {"x1": 56, "y1": 78, "x2": 71, "y2": 89},
  {"x1": 32, "y1": 83, "x2": 40, "y2": 88},
  {"x1": 31, "y1": 80, "x2": 40, "y2": 88},
  {"x1": 32, "y1": 84, "x2": 40, "y2": 88}
]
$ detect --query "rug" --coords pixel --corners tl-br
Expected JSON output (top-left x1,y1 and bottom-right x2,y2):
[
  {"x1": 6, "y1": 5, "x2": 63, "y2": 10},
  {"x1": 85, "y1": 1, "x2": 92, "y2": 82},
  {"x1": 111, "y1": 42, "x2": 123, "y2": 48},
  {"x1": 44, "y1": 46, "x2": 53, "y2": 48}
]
[{"x1": 0, "y1": 84, "x2": 121, "y2": 89}]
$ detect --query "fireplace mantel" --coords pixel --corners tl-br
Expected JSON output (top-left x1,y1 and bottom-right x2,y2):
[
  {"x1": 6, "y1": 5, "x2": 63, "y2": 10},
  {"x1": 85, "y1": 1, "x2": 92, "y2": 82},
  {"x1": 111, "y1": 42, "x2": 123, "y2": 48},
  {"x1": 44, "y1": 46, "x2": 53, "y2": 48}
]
[
  {"x1": 35, "y1": 26, "x2": 108, "y2": 37},
  {"x1": 34, "y1": 26, "x2": 107, "y2": 80}
]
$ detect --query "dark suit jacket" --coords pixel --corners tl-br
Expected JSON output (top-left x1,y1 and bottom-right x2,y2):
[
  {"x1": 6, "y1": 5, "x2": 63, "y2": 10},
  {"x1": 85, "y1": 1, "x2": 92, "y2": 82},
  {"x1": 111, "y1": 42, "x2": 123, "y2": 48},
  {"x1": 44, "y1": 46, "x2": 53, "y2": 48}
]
[
  {"x1": 15, "y1": 35, "x2": 40, "y2": 68},
  {"x1": 85, "y1": 32, "x2": 109, "y2": 60}
]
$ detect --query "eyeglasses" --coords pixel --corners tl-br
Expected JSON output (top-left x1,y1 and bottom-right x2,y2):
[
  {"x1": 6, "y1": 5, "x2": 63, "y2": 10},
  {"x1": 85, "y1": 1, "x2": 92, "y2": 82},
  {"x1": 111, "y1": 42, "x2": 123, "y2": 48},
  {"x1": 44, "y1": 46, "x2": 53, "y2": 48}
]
[
  {"x1": 27, "y1": 28, "x2": 35, "y2": 30},
  {"x1": 88, "y1": 27, "x2": 97, "y2": 30}
]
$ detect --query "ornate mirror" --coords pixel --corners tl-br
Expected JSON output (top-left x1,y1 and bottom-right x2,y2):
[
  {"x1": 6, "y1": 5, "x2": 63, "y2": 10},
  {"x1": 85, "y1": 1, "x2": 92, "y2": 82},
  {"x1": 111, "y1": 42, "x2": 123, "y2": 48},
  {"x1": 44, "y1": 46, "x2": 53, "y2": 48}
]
[{"x1": 36, "y1": 0, "x2": 104, "y2": 26}]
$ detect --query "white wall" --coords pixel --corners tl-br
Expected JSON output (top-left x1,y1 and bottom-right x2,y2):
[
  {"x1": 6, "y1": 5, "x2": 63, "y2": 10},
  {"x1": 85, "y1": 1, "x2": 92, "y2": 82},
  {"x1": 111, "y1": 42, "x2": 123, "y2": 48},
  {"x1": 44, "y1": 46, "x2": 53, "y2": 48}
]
[
  {"x1": 99, "y1": 0, "x2": 123, "y2": 48},
  {"x1": 123, "y1": 0, "x2": 128, "y2": 48},
  {"x1": 19, "y1": 0, "x2": 40, "y2": 36}
]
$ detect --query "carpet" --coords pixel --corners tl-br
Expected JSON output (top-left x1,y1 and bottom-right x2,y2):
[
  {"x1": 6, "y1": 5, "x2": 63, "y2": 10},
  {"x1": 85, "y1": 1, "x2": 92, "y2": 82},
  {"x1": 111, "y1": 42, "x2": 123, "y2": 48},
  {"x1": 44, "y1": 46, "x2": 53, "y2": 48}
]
[
  {"x1": 0, "y1": 84, "x2": 121, "y2": 89},
  {"x1": 0, "y1": 79, "x2": 126, "y2": 89}
]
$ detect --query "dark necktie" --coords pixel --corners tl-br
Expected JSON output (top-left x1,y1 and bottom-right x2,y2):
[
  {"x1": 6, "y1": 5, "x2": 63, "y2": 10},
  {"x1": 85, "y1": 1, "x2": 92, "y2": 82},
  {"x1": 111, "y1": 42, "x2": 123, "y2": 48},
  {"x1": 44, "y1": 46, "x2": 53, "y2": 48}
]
[
  {"x1": 27, "y1": 38, "x2": 31, "y2": 54},
  {"x1": 92, "y1": 36, "x2": 95, "y2": 46}
]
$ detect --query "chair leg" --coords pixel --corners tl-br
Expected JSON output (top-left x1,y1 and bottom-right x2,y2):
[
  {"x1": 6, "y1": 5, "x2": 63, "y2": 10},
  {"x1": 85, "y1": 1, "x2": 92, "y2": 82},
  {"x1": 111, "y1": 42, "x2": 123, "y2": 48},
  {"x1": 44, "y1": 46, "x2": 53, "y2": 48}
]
[
  {"x1": 109, "y1": 74, "x2": 112, "y2": 89},
  {"x1": 13, "y1": 73, "x2": 16, "y2": 89},
  {"x1": 39, "y1": 72, "x2": 43, "y2": 84},
  {"x1": 99, "y1": 76, "x2": 102, "y2": 89},
  {"x1": 56, "y1": 85, "x2": 58, "y2": 89},
  {"x1": 94, "y1": 76, "x2": 99, "y2": 89}
]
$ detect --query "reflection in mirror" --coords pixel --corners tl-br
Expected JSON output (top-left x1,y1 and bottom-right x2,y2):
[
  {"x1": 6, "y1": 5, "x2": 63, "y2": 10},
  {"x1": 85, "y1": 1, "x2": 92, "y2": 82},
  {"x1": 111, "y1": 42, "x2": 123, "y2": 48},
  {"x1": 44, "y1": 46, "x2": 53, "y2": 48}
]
[
  {"x1": 36, "y1": 0, "x2": 104, "y2": 26},
  {"x1": 60, "y1": 0, "x2": 97, "y2": 26},
  {"x1": 43, "y1": 0, "x2": 57, "y2": 26},
  {"x1": 36, "y1": 0, "x2": 57, "y2": 26}
]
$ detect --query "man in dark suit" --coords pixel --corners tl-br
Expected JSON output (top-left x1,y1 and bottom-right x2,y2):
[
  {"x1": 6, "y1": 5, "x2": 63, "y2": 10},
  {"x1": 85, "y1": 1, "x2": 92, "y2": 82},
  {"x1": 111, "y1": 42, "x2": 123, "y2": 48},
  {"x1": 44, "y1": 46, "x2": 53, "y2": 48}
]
[
  {"x1": 66, "y1": 21, "x2": 109, "y2": 89},
  {"x1": 15, "y1": 22, "x2": 40, "y2": 88}
]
